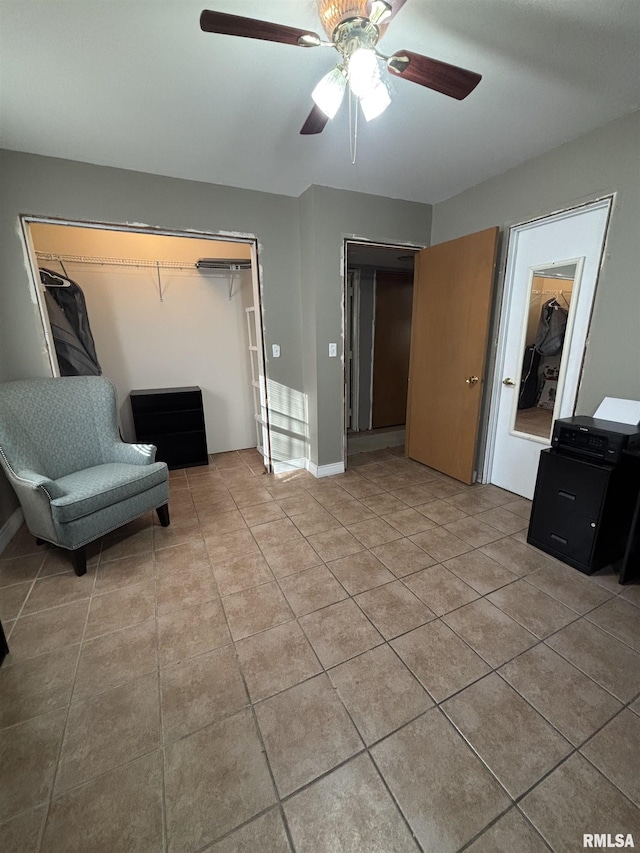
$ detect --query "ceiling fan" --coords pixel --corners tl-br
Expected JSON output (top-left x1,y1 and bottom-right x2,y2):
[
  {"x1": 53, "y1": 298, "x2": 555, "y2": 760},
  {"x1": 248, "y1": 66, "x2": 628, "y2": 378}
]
[{"x1": 200, "y1": 1, "x2": 481, "y2": 135}]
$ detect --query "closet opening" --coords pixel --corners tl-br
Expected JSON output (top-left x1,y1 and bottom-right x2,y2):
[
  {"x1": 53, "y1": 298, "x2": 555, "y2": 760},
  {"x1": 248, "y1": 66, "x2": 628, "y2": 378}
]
[
  {"x1": 20, "y1": 216, "x2": 272, "y2": 472},
  {"x1": 343, "y1": 240, "x2": 419, "y2": 465}
]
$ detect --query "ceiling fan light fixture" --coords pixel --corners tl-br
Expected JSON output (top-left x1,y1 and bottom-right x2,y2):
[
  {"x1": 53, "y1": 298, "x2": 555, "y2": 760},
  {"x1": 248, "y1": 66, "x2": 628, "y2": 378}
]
[
  {"x1": 368, "y1": 1, "x2": 393, "y2": 26},
  {"x1": 317, "y1": 0, "x2": 370, "y2": 38},
  {"x1": 359, "y1": 80, "x2": 391, "y2": 120},
  {"x1": 312, "y1": 66, "x2": 348, "y2": 118},
  {"x1": 347, "y1": 47, "x2": 380, "y2": 98},
  {"x1": 199, "y1": 2, "x2": 482, "y2": 140}
]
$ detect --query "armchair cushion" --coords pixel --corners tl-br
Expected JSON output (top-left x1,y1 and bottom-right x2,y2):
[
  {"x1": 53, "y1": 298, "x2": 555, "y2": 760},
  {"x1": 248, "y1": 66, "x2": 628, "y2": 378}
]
[{"x1": 50, "y1": 461, "x2": 168, "y2": 523}]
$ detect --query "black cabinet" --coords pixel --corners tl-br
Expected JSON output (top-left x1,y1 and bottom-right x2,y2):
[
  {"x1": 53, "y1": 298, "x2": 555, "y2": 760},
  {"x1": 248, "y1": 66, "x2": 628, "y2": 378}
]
[
  {"x1": 528, "y1": 449, "x2": 638, "y2": 574},
  {"x1": 0, "y1": 619, "x2": 8, "y2": 667},
  {"x1": 130, "y1": 386, "x2": 208, "y2": 470},
  {"x1": 620, "y1": 450, "x2": 640, "y2": 584}
]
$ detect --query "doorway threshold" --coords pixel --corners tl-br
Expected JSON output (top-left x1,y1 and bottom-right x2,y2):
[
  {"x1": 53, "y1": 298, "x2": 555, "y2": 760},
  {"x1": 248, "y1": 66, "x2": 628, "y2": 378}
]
[{"x1": 347, "y1": 427, "x2": 405, "y2": 455}]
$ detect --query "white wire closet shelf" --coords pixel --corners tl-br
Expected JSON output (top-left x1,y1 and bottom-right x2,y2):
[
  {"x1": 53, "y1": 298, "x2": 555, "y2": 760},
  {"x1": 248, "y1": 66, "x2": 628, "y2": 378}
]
[
  {"x1": 35, "y1": 251, "x2": 250, "y2": 271},
  {"x1": 35, "y1": 252, "x2": 251, "y2": 301}
]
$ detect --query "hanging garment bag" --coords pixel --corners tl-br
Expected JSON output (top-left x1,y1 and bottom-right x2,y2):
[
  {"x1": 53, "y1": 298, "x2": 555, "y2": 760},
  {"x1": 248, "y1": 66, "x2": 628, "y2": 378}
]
[
  {"x1": 518, "y1": 345, "x2": 541, "y2": 410},
  {"x1": 40, "y1": 268, "x2": 102, "y2": 376},
  {"x1": 534, "y1": 298, "x2": 568, "y2": 356}
]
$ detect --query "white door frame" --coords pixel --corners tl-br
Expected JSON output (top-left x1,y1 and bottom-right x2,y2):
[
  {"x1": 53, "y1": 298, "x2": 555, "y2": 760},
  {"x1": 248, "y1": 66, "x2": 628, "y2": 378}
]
[
  {"x1": 483, "y1": 196, "x2": 614, "y2": 488},
  {"x1": 346, "y1": 268, "x2": 361, "y2": 432},
  {"x1": 368, "y1": 270, "x2": 377, "y2": 431},
  {"x1": 19, "y1": 214, "x2": 273, "y2": 470}
]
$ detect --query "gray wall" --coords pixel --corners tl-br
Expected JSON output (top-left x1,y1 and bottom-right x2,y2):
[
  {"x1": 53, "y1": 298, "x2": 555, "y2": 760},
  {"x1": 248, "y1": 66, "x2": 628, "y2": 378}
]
[
  {"x1": 432, "y1": 111, "x2": 640, "y2": 416},
  {"x1": 0, "y1": 150, "x2": 305, "y2": 536},
  {"x1": 299, "y1": 185, "x2": 431, "y2": 467},
  {"x1": 298, "y1": 187, "x2": 318, "y2": 469},
  {"x1": 0, "y1": 339, "x2": 19, "y2": 527},
  {"x1": 0, "y1": 150, "x2": 304, "y2": 391},
  {"x1": 0, "y1": 150, "x2": 432, "y2": 537}
]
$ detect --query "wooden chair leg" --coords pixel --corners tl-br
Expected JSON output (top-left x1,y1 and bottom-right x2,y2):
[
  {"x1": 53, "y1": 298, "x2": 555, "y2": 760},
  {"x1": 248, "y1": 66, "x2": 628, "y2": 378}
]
[
  {"x1": 156, "y1": 504, "x2": 170, "y2": 527},
  {"x1": 72, "y1": 546, "x2": 87, "y2": 577}
]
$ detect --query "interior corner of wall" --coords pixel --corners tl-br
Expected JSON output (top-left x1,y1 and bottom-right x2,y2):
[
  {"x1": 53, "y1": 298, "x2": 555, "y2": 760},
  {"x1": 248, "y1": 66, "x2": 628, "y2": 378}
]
[{"x1": 0, "y1": 505, "x2": 22, "y2": 556}]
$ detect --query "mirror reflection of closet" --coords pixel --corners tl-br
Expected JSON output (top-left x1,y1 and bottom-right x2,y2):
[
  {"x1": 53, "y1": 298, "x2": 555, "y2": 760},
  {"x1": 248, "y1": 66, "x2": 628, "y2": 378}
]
[{"x1": 513, "y1": 263, "x2": 577, "y2": 440}]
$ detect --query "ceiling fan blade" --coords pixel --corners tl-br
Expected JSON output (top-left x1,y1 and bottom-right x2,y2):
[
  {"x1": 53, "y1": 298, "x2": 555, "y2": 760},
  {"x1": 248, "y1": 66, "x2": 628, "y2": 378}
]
[
  {"x1": 200, "y1": 10, "x2": 321, "y2": 47},
  {"x1": 387, "y1": 50, "x2": 481, "y2": 100},
  {"x1": 300, "y1": 105, "x2": 330, "y2": 135}
]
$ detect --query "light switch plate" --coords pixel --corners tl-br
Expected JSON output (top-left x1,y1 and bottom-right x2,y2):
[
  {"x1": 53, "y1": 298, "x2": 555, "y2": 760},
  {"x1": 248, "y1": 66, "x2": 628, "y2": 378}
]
[
  {"x1": 329, "y1": 343, "x2": 337, "y2": 357},
  {"x1": 272, "y1": 344, "x2": 281, "y2": 358}
]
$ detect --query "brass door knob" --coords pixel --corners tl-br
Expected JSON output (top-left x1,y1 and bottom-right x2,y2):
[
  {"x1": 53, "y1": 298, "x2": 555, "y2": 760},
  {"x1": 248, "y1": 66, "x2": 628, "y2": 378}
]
[
  {"x1": 503, "y1": 377, "x2": 516, "y2": 386},
  {"x1": 466, "y1": 376, "x2": 479, "y2": 386}
]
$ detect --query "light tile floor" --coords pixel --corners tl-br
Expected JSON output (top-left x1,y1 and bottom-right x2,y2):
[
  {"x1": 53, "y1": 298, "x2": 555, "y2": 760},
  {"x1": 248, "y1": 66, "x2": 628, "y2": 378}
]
[{"x1": 1, "y1": 446, "x2": 639, "y2": 853}]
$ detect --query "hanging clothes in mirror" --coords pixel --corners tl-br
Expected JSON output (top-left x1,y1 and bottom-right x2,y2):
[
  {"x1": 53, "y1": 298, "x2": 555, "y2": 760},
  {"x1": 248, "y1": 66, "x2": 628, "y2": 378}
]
[
  {"x1": 534, "y1": 297, "x2": 568, "y2": 356},
  {"x1": 40, "y1": 268, "x2": 102, "y2": 376}
]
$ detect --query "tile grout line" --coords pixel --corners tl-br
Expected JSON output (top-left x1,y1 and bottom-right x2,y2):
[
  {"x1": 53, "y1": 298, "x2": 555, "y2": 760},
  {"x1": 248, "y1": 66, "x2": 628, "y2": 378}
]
[
  {"x1": 220, "y1": 588, "x2": 298, "y2": 853},
  {"x1": 154, "y1": 550, "x2": 169, "y2": 853},
  {"x1": 444, "y1": 668, "x2": 640, "y2": 817},
  {"x1": 35, "y1": 552, "x2": 97, "y2": 853},
  {"x1": 458, "y1": 801, "x2": 554, "y2": 853}
]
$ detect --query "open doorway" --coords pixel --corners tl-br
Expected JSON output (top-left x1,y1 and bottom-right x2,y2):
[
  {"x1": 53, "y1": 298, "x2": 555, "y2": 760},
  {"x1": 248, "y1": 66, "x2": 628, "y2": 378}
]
[
  {"x1": 344, "y1": 240, "x2": 419, "y2": 462},
  {"x1": 21, "y1": 217, "x2": 272, "y2": 471}
]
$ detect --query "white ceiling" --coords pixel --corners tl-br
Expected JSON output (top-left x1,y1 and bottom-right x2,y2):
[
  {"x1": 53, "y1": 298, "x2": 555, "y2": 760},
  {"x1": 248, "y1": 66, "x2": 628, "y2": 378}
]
[{"x1": 1, "y1": 0, "x2": 639, "y2": 204}]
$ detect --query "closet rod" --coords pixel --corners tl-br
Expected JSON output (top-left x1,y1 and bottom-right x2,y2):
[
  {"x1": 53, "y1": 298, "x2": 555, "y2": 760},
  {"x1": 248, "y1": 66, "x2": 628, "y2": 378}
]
[
  {"x1": 36, "y1": 251, "x2": 246, "y2": 303},
  {"x1": 35, "y1": 251, "x2": 203, "y2": 271}
]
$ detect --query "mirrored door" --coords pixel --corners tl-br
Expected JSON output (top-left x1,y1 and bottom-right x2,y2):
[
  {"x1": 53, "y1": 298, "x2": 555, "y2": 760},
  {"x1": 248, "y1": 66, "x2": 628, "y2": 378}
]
[
  {"x1": 488, "y1": 198, "x2": 612, "y2": 498},
  {"x1": 512, "y1": 262, "x2": 580, "y2": 440}
]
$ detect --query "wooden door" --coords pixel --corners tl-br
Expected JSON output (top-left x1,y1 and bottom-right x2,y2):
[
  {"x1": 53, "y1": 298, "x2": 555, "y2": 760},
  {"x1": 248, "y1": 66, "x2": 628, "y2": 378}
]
[
  {"x1": 406, "y1": 227, "x2": 499, "y2": 484},
  {"x1": 372, "y1": 271, "x2": 413, "y2": 429}
]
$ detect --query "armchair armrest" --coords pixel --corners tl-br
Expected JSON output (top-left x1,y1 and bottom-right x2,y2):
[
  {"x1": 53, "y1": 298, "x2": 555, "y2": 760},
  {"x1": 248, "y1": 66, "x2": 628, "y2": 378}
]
[
  {"x1": 15, "y1": 470, "x2": 64, "y2": 499},
  {"x1": 110, "y1": 442, "x2": 157, "y2": 466}
]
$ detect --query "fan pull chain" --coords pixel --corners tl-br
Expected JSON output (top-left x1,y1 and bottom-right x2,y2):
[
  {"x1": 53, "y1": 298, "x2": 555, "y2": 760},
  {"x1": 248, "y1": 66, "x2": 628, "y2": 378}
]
[{"x1": 349, "y1": 90, "x2": 359, "y2": 165}]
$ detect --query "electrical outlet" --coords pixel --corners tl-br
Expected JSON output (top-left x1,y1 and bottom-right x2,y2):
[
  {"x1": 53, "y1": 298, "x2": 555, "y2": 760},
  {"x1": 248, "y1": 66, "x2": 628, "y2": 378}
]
[
  {"x1": 329, "y1": 343, "x2": 337, "y2": 357},
  {"x1": 272, "y1": 344, "x2": 281, "y2": 358}
]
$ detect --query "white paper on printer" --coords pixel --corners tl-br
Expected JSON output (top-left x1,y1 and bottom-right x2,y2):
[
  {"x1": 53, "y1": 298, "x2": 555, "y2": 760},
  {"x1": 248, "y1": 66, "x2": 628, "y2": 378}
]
[{"x1": 593, "y1": 397, "x2": 640, "y2": 425}]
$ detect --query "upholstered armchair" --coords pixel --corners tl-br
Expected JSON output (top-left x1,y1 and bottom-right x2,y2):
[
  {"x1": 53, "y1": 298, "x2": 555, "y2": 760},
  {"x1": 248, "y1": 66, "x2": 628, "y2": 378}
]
[{"x1": 0, "y1": 376, "x2": 170, "y2": 576}]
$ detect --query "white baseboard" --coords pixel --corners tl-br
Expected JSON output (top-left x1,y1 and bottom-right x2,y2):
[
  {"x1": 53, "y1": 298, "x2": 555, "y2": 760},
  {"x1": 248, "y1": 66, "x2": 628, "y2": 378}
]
[
  {"x1": 271, "y1": 457, "x2": 307, "y2": 475},
  {"x1": 307, "y1": 461, "x2": 345, "y2": 478},
  {"x1": 271, "y1": 458, "x2": 346, "y2": 479},
  {"x1": 0, "y1": 507, "x2": 24, "y2": 556}
]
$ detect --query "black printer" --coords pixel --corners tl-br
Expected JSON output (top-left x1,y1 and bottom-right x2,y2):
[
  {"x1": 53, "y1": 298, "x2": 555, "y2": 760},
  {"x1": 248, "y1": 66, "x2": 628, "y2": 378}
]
[{"x1": 551, "y1": 416, "x2": 640, "y2": 465}]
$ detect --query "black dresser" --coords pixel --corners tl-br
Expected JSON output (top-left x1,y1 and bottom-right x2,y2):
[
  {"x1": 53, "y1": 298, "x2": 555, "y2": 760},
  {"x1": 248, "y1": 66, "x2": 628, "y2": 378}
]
[{"x1": 130, "y1": 386, "x2": 208, "y2": 469}]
